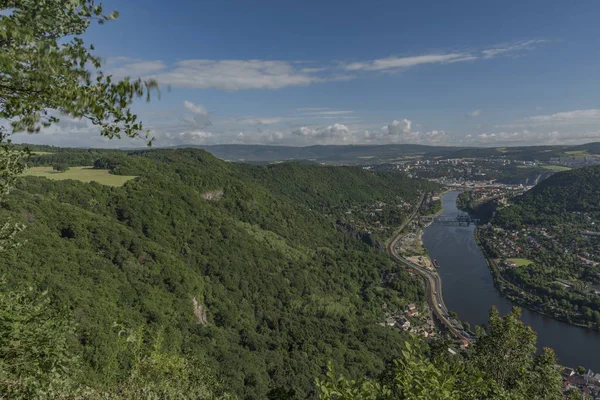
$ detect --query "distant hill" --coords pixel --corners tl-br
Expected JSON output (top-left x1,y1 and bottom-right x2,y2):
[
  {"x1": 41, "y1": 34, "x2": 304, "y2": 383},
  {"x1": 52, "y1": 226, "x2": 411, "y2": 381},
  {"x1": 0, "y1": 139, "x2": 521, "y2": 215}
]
[
  {"x1": 494, "y1": 165, "x2": 600, "y2": 228},
  {"x1": 192, "y1": 144, "x2": 460, "y2": 164},
  {"x1": 16, "y1": 141, "x2": 600, "y2": 165},
  {"x1": 522, "y1": 165, "x2": 600, "y2": 212},
  {"x1": 188, "y1": 142, "x2": 600, "y2": 164}
]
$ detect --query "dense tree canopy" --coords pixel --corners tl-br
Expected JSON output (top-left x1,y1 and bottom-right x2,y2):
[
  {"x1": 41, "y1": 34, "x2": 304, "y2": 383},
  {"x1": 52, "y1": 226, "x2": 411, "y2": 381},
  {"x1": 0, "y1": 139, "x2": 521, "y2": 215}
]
[{"x1": 0, "y1": 148, "x2": 434, "y2": 398}]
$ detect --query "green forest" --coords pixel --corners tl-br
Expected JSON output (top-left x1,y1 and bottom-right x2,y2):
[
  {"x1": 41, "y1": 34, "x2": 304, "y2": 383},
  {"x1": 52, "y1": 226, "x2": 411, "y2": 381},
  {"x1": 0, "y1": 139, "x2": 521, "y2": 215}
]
[
  {"x1": 0, "y1": 148, "x2": 567, "y2": 399},
  {"x1": 1, "y1": 148, "x2": 435, "y2": 398},
  {"x1": 494, "y1": 165, "x2": 600, "y2": 229}
]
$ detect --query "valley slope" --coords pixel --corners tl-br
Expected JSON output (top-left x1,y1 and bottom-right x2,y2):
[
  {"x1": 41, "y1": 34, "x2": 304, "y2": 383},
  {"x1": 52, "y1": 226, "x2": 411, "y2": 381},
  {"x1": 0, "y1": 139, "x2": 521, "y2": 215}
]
[{"x1": 0, "y1": 148, "x2": 436, "y2": 398}]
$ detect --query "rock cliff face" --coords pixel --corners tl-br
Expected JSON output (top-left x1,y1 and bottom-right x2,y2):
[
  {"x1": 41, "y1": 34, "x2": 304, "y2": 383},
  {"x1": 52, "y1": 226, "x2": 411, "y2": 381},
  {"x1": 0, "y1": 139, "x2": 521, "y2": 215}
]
[
  {"x1": 192, "y1": 297, "x2": 207, "y2": 325},
  {"x1": 201, "y1": 189, "x2": 224, "y2": 201},
  {"x1": 336, "y1": 221, "x2": 383, "y2": 251}
]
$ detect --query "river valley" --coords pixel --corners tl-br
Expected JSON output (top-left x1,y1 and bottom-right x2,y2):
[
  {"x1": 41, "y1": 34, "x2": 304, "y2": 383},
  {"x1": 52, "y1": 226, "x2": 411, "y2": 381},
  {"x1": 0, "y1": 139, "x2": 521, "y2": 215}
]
[{"x1": 422, "y1": 191, "x2": 600, "y2": 370}]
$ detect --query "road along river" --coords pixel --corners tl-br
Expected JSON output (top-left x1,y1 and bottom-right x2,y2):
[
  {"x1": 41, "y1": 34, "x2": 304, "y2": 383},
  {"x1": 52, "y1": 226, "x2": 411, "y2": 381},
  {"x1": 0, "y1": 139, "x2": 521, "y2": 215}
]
[{"x1": 422, "y1": 191, "x2": 600, "y2": 371}]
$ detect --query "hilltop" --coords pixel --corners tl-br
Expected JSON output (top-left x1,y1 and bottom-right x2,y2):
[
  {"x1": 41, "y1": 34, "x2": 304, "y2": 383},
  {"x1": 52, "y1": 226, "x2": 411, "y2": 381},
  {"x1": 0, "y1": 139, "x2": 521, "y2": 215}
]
[
  {"x1": 494, "y1": 165, "x2": 600, "y2": 227},
  {"x1": 188, "y1": 142, "x2": 600, "y2": 165}
]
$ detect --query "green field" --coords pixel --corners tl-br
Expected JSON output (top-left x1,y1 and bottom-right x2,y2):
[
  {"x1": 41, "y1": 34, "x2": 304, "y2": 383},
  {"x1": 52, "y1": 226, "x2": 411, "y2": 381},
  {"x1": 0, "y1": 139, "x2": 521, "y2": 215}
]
[
  {"x1": 507, "y1": 258, "x2": 533, "y2": 267},
  {"x1": 23, "y1": 166, "x2": 137, "y2": 187},
  {"x1": 30, "y1": 151, "x2": 54, "y2": 155},
  {"x1": 564, "y1": 150, "x2": 589, "y2": 157},
  {"x1": 541, "y1": 165, "x2": 571, "y2": 172}
]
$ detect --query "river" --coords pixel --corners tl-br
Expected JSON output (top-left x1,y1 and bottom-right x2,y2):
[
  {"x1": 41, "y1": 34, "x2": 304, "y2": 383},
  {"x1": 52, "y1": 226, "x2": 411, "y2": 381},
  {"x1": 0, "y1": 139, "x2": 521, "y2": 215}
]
[{"x1": 422, "y1": 191, "x2": 600, "y2": 370}]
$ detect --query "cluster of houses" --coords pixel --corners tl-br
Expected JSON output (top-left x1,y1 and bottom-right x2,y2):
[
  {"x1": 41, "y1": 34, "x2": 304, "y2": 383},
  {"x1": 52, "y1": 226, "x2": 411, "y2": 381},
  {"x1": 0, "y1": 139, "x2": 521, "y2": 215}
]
[
  {"x1": 493, "y1": 235, "x2": 522, "y2": 261},
  {"x1": 491, "y1": 225, "x2": 600, "y2": 297},
  {"x1": 549, "y1": 156, "x2": 600, "y2": 168},
  {"x1": 563, "y1": 367, "x2": 600, "y2": 398},
  {"x1": 380, "y1": 303, "x2": 436, "y2": 339}
]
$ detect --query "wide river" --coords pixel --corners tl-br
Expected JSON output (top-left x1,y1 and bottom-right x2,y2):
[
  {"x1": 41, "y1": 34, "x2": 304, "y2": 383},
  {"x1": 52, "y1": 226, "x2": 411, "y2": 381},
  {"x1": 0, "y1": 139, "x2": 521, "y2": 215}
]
[{"x1": 422, "y1": 191, "x2": 600, "y2": 370}]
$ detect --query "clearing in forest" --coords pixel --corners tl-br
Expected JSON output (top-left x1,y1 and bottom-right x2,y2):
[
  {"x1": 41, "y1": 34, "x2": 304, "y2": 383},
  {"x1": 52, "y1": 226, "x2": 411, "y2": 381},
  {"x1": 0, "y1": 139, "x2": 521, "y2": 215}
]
[{"x1": 23, "y1": 166, "x2": 137, "y2": 187}]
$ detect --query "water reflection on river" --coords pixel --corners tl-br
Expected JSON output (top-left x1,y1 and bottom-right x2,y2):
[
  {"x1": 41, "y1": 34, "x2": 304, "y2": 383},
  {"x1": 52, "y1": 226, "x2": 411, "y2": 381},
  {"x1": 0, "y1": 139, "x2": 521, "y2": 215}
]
[{"x1": 422, "y1": 191, "x2": 600, "y2": 370}]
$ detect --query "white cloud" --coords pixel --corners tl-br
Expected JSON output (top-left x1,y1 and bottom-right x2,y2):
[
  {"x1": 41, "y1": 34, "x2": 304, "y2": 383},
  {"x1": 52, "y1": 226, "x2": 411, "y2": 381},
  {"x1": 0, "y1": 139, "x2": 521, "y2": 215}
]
[
  {"x1": 12, "y1": 111, "x2": 600, "y2": 148},
  {"x1": 470, "y1": 129, "x2": 600, "y2": 146},
  {"x1": 297, "y1": 107, "x2": 329, "y2": 111},
  {"x1": 266, "y1": 131, "x2": 285, "y2": 143},
  {"x1": 153, "y1": 60, "x2": 325, "y2": 91},
  {"x1": 104, "y1": 58, "x2": 335, "y2": 91},
  {"x1": 343, "y1": 40, "x2": 545, "y2": 73},
  {"x1": 500, "y1": 109, "x2": 600, "y2": 129},
  {"x1": 99, "y1": 39, "x2": 545, "y2": 91},
  {"x1": 381, "y1": 119, "x2": 413, "y2": 135},
  {"x1": 181, "y1": 101, "x2": 211, "y2": 129},
  {"x1": 364, "y1": 119, "x2": 451, "y2": 145},
  {"x1": 183, "y1": 101, "x2": 209, "y2": 116},
  {"x1": 526, "y1": 109, "x2": 600, "y2": 123},
  {"x1": 301, "y1": 67, "x2": 327, "y2": 73},
  {"x1": 475, "y1": 130, "x2": 562, "y2": 145},
  {"x1": 291, "y1": 123, "x2": 358, "y2": 144},
  {"x1": 106, "y1": 60, "x2": 167, "y2": 78},
  {"x1": 216, "y1": 116, "x2": 293, "y2": 126},
  {"x1": 466, "y1": 109, "x2": 482, "y2": 118},
  {"x1": 301, "y1": 110, "x2": 354, "y2": 116},
  {"x1": 482, "y1": 40, "x2": 546, "y2": 59},
  {"x1": 174, "y1": 130, "x2": 213, "y2": 143},
  {"x1": 345, "y1": 53, "x2": 472, "y2": 71},
  {"x1": 292, "y1": 123, "x2": 351, "y2": 141}
]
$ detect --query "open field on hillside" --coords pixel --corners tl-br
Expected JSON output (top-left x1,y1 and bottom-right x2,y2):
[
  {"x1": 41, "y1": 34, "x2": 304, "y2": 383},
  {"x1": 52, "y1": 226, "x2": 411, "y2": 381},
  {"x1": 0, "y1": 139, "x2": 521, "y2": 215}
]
[
  {"x1": 507, "y1": 258, "x2": 533, "y2": 267},
  {"x1": 541, "y1": 165, "x2": 572, "y2": 172},
  {"x1": 23, "y1": 166, "x2": 137, "y2": 187},
  {"x1": 564, "y1": 150, "x2": 589, "y2": 157},
  {"x1": 516, "y1": 165, "x2": 571, "y2": 172}
]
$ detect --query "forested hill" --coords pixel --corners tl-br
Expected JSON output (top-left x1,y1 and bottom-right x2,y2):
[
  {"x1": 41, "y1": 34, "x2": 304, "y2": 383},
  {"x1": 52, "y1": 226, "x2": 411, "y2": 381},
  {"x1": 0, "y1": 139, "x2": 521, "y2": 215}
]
[
  {"x1": 494, "y1": 165, "x2": 600, "y2": 228},
  {"x1": 239, "y1": 162, "x2": 425, "y2": 212},
  {"x1": 0, "y1": 148, "x2": 434, "y2": 398}
]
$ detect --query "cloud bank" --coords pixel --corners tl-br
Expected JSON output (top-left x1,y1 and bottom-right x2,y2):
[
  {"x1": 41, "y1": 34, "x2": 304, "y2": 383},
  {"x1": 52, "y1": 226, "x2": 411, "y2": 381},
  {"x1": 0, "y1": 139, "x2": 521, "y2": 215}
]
[{"x1": 103, "y1": 40, "x2": 547, "y2": 91}]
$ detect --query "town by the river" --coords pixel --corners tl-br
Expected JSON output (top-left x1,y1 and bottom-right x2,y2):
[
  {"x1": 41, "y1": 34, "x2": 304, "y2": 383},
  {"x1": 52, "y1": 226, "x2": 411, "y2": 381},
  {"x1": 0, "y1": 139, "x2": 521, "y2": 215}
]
[{"x1": 422, "y1": 191, "x2": 600, "y2": 371}]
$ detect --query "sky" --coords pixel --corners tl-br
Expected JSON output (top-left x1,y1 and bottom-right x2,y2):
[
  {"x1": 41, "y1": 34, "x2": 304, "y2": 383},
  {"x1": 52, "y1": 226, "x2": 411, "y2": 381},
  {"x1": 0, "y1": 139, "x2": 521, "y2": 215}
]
[{"x1": 9, "y1": 0, "x2": 600, "y2": 148}]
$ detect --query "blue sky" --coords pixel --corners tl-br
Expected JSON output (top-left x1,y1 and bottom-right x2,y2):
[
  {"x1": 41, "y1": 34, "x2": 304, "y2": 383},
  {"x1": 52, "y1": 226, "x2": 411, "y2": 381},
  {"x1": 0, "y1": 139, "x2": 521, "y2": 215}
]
[{"x1": 12, "y1": 0, "x2": 600, "y2": 147}]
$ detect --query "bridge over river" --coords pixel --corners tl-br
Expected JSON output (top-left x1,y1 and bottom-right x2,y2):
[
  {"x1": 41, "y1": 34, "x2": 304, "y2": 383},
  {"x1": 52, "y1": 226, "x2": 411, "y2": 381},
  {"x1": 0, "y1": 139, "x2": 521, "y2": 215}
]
[{"x1": 423, "y1": 214, "x2": 480, "y2": 226}]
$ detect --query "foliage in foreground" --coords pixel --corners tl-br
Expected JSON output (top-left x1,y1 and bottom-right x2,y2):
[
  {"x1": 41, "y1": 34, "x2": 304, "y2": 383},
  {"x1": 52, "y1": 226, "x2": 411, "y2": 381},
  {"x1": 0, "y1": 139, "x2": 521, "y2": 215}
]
[
  {"x1": 0, "y1": 287, "x2": 226, "y2": 399},
  {"x1": 318, "y1": 307, "x2": 563, "y2": 400}
]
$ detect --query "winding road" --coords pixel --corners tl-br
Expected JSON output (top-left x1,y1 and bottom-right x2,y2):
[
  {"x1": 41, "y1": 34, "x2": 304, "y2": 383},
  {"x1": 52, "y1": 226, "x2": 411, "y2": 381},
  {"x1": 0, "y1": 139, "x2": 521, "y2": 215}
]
[{"x1": 386, "y1": 196, "x2": 470, "y2": 342}]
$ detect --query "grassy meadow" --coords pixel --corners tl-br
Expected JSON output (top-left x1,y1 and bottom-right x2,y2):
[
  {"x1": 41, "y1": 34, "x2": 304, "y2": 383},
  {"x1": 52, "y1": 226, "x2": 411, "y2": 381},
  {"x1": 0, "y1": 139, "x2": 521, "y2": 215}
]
[{"x1": 23, "y1": 166, "x2": 137, "y2": 187}]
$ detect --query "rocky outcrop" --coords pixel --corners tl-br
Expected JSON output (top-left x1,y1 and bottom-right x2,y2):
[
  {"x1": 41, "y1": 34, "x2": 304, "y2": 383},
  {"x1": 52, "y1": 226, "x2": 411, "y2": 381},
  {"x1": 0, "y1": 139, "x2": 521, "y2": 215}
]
[
  {"x1": 192, "y1": 296, "x2": 207, "y2": 325},
  {"x1": 201, "y1": 189, "x2": 223, "y2": 201}
]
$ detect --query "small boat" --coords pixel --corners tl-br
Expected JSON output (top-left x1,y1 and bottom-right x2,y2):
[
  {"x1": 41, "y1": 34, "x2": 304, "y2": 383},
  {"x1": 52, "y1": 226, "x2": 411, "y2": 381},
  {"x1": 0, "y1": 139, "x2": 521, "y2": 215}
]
[{"x1": 433, "y1": 259, "x2": 440, "y2": 268}]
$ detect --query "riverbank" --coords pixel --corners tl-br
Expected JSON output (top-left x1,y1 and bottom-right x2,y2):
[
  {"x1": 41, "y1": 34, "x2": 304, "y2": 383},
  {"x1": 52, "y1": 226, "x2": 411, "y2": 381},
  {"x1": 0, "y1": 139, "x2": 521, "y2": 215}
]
[
  {"x1": 421, "y1": 189, "x2": 451, "y2": 218},
  {"x1": 473, "y1": 228, "x2": 598, "y2": 332},
  {"x1": 455, "y1": 194, "x2": 595, "y2": 330}
]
